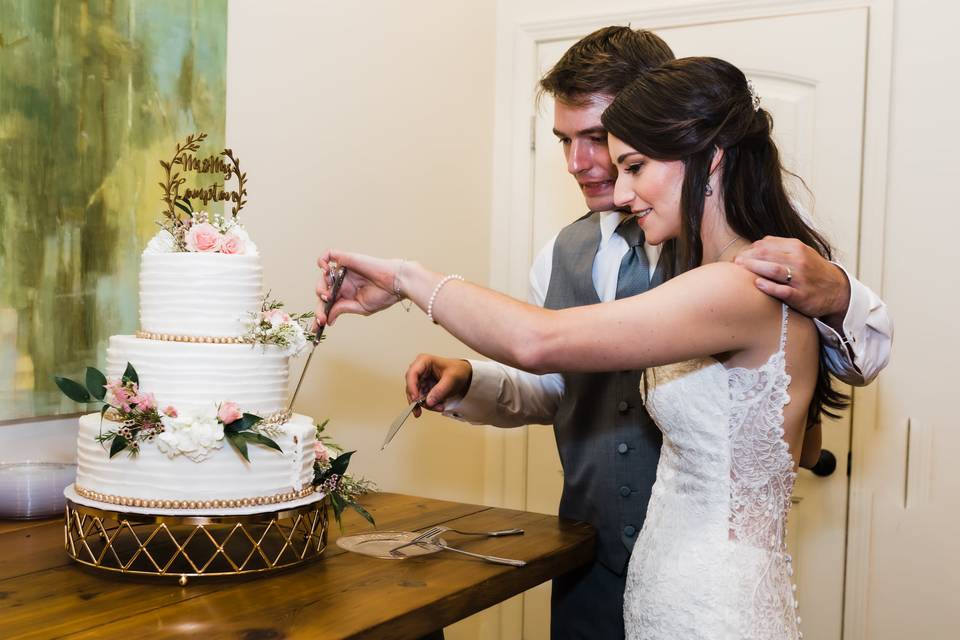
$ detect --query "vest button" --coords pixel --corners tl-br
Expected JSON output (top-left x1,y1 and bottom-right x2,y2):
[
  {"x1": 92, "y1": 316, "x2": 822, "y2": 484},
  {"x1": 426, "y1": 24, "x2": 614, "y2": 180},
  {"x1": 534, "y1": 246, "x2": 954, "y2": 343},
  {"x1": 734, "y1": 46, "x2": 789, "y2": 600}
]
[
  {"x1": 619, "y1": 485, "x2": 631, "y2": 497},
  {"x1": 617, "y1": 442, "x2": 629, "y2": 454},
  {"x1": 617, "y1": 400, "x2": 629, "y2": 413},
  {"x1": 624, "y1": 525, "x2": 637, "y2": 537}
]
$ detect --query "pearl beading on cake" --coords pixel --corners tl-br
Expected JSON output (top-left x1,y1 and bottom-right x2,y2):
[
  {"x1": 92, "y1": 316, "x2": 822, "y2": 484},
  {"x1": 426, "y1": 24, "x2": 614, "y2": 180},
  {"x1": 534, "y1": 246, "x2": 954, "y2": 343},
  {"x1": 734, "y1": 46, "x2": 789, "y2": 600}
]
[
  {"x1": 136, "y1": 330, "x2": 246, "y2": 344},
  {"x1": 75, "y1": 484, "x2": 317, "y2": 510}
]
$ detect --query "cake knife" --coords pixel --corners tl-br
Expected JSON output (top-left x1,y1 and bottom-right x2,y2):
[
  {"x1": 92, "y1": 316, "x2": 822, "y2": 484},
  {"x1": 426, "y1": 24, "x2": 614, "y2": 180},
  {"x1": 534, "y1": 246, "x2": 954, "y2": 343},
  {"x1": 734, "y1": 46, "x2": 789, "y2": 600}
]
[
  {"x1": 381, "y1": 397, "x2": 425, "y2": 450},
  {"x1": 286, "y1": 266, "x2": 347, "y2": 415}
]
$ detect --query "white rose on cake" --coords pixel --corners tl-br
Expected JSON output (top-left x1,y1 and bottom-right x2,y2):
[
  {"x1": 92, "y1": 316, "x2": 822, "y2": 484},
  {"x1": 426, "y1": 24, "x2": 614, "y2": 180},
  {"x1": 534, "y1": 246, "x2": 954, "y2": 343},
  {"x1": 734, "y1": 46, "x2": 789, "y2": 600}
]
[
  {"x1": 144, "y1": 229, "x2": 177, "y2": 254},
  {"x1": 156, "y1": 407, "x2": 225, "y2": 462}
]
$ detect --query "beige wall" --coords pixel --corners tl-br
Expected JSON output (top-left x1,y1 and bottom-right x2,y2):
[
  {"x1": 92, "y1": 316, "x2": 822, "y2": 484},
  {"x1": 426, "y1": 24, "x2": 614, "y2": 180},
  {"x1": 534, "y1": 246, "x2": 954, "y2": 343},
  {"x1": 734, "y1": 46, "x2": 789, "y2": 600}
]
[{"x1": 226, "y1": 0, "x2": 497, "y2": 506}]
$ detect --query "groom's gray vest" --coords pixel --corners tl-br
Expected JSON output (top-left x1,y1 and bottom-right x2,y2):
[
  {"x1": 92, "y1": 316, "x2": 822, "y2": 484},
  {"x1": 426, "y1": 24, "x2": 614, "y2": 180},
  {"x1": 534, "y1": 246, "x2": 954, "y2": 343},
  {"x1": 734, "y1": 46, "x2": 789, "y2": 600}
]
[{"x1": 543, "y1": 212, "x2": 664, "y2": 574}]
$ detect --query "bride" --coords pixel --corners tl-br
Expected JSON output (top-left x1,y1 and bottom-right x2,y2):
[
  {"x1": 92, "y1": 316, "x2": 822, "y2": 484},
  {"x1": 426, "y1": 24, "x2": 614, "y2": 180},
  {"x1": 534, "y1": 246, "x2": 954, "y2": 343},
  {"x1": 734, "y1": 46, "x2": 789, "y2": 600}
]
[{"x1": 315, "y1": 57, "x2": 845, "y2": 639}]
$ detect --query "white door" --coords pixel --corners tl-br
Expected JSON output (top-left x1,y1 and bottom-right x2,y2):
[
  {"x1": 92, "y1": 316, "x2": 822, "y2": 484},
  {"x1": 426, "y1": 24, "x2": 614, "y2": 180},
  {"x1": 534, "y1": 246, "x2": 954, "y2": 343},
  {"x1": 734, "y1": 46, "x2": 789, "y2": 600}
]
[{"x1": 524, "y1": 8, "x2": 867, "y2": 639}]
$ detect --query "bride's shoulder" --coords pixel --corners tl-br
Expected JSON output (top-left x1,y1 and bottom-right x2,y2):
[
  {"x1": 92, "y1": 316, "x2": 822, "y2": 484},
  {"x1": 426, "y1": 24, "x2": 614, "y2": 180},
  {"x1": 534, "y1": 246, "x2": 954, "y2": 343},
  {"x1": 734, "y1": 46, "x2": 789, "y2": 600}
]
[{"x1": 671, "y1": 261, "x2": 782, "y2": 317}]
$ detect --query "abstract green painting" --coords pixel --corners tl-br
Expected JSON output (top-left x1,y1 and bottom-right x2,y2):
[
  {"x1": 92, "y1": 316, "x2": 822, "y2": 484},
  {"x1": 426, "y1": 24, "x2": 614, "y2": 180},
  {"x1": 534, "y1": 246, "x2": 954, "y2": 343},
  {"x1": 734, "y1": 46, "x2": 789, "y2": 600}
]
[{"x1": 0, "y1": 0, "x2": 228, "y2": 421}]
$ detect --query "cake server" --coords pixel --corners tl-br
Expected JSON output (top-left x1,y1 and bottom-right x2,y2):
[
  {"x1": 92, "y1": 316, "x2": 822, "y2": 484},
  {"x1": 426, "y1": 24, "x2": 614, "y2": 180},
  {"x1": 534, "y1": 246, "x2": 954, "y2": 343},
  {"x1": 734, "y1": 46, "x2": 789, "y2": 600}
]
[{"x1": 286, "y1": 266, "x2": 347, "y2": 414}]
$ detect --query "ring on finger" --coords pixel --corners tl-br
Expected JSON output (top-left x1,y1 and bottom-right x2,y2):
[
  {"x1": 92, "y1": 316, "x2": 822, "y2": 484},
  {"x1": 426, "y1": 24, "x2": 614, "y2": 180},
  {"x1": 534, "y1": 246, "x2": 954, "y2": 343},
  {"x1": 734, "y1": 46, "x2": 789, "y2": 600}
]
[{"x1": 785, "y1": 266, "x2": 793, "y2": 284}]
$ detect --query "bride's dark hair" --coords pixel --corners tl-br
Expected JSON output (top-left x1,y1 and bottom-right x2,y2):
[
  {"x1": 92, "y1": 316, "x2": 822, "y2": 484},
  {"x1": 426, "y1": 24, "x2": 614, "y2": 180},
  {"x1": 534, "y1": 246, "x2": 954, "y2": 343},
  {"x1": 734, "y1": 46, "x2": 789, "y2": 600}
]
[{"x1": 601, "y1": 56, "x2": 847, "y2": 423}]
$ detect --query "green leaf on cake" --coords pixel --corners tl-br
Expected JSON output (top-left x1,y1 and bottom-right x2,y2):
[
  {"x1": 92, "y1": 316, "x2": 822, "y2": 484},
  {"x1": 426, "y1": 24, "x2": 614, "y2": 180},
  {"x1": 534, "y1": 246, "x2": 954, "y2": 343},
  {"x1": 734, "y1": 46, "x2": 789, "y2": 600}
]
[
  {"x1": 330, "y1": 492, "x2": 346, "y2": 528},
  {"x1": 348, "y1": 500, "x2": 375, "y2": 526},
  {"x1": 55, "y1": 376, "x2": 92, "y2": 404},
  {"x1": 174, "y1": 199, "x2": 193, "y2": 216},
  {"x1": 237, "y1": 431, "x2": 282, "y2": 453},
  {"x1": 329, "y1": 450, "x2": 354, "y2": 478},
  {"x1": 109, "y1": 435, "x2": 128, "y2": 458},
  {"x1": 239, "y1": 413, "x2": 261, "y2": 431},
  {"x1": 122, "y1": 362, "x2": 139, "y2": 386},
  {"x1": 226, "y1": 432, "x2": 250, "y2": 462},
  {"x1": 85, "y1": 367, "x2": 107, "y2": 401}
]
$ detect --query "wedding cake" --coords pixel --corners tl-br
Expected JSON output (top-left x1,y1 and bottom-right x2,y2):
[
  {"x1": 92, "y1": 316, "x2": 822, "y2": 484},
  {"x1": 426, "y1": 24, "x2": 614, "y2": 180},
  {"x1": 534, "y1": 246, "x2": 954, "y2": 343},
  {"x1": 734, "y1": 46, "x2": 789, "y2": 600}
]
[
  {"x1": 60, "y1": 133, "x2": 369, "y2": 518},
  {"x1": 71, "y1": 234, "x2": 320, "y2": 511}
]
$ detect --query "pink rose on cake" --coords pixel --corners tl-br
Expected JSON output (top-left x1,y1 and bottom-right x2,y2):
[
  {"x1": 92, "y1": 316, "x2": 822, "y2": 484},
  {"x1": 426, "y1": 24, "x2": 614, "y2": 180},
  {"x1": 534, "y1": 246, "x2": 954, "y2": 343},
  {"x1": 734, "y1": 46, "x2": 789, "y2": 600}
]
[
  {"x1": 219, "y1": 231, "x2": 245, "y2": 255},
  {"x1": 133, "y1": 391, "x2": 156, "y2": 412},
  {"x1": 314, "y1": 441, "x2": 331, "y2": 463},
  {"x1": 185, "y1": 222, "x2": 222, "y2": 253},
  {"x1": 217, "y1": 401, "x2": 243, "y2": 424}
]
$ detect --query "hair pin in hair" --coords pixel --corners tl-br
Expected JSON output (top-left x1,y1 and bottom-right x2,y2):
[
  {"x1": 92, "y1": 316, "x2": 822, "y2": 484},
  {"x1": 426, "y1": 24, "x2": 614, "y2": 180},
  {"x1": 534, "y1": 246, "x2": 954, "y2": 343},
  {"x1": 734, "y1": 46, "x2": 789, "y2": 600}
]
[{"x1": 747, "y1": 79, "x2": 761, "y2": 112}]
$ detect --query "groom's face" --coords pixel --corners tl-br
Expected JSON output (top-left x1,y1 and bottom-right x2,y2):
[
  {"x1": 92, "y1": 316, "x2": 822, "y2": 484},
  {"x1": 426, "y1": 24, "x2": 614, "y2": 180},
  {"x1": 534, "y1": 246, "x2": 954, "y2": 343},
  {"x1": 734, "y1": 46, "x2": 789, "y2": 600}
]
[{"x1": 553, "y1": 95, "x2": 617, "y2": 213}]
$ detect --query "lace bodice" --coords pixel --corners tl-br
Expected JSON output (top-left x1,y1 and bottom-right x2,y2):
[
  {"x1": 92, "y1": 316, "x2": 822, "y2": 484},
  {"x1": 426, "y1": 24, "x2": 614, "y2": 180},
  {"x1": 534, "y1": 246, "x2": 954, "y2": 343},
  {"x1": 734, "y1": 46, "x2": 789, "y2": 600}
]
[{"x1": 623, "y1": 305, "x2": 802, "y2": 639}]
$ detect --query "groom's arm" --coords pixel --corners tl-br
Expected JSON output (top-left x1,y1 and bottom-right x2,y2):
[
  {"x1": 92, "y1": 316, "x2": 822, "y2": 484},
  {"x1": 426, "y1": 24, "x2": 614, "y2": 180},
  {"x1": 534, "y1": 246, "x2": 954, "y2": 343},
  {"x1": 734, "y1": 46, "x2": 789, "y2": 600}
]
[
  {"x1": 736, "y1": 237, "x2": 892, "y2": 386},
  {"x1": 421, "y1": 236, "x2": 565, "y2": 426}
]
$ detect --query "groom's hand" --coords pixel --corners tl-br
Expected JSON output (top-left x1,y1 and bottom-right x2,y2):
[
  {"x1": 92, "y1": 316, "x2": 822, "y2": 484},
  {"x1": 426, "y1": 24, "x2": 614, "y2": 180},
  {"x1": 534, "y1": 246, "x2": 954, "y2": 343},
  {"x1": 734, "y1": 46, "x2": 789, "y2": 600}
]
[
  {"x1": 735, "y1": 236, "x2": 851, "y2": 332},
  {"x1": 405, "y1": 354, "x2": 473, "y2": 416}
]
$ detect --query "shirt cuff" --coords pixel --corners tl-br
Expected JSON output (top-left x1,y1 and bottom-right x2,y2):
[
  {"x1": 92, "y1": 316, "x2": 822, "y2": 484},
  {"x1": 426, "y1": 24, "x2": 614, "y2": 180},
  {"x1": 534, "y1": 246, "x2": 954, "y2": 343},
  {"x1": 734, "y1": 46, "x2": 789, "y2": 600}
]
[{"x1": 441, "y1": 359, "x2": 503, "y2": 424}]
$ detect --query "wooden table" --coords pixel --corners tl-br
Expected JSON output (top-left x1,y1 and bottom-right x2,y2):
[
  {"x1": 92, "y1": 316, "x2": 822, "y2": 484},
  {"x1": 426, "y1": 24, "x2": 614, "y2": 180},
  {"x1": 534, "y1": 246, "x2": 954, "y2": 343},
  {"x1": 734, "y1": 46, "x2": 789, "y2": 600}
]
[{"x1": 0, "y1": 493, "x2": 594, "y2": 639}]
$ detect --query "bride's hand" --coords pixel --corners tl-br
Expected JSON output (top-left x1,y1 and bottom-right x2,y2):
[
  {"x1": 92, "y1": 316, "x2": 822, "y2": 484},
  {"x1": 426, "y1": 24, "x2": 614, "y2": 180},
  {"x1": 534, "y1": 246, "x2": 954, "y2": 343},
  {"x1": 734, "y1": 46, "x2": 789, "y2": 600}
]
[{"x1": 315, "y1": 250, "x2": 404, "y2": 326}]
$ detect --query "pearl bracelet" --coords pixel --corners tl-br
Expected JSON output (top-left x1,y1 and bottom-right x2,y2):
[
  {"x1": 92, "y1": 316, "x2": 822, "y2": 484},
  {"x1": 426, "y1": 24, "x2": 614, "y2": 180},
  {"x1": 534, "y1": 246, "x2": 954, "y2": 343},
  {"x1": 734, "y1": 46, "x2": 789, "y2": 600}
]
[{"x1": 426, "y1": 274, "x2": 464, "y2": 324}]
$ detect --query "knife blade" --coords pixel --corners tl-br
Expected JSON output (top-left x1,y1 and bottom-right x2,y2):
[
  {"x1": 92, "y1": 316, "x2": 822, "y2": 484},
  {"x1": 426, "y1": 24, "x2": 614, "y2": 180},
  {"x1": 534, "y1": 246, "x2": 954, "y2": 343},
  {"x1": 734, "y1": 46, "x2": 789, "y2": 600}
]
[
  {"x1": 286, "y1": 266, "x2": 347, "y2": 414},
  {"x1": 381, "y1": 397, "x2": 425, "y2": 450}
]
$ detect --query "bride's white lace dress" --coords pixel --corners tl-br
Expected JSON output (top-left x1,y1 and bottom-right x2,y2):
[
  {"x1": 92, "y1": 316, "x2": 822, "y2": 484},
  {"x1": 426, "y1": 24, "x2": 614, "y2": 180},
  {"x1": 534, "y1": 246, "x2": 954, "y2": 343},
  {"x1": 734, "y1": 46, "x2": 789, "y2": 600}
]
[{"x1": 624, "y1": 305, "x2": 803, "y2": 639}]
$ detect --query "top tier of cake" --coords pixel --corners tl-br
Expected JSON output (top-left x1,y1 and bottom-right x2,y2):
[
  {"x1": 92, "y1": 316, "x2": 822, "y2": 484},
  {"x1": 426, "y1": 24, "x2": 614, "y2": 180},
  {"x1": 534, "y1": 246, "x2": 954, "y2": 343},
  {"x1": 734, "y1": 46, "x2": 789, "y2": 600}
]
[{"x1": 140, "y1": 252, "x2": 262, "y2": 338}]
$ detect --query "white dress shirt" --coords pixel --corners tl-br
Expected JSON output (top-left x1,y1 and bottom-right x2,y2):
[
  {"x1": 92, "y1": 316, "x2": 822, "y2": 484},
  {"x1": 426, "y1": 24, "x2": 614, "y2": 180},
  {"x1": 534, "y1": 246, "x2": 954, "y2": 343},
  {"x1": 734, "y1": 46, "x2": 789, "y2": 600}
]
[{"x1": 444, "y1": 211, "x2": 893, "y2": 426}]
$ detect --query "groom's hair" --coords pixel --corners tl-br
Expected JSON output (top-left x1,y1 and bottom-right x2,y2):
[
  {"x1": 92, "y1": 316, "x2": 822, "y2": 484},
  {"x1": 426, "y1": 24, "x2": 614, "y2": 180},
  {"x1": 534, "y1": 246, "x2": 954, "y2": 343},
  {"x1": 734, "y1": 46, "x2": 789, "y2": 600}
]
[{"x1": 538, "y1": 26, "x2": 675, "y2": 107}]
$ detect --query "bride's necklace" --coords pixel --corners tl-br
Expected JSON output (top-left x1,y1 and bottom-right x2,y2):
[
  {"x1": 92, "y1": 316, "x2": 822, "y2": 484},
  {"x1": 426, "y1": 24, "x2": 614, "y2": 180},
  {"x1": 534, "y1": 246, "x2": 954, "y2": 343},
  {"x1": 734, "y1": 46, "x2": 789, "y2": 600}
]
[{"x1": 716, "y1": 236, "x2": 745, "y2": 262}]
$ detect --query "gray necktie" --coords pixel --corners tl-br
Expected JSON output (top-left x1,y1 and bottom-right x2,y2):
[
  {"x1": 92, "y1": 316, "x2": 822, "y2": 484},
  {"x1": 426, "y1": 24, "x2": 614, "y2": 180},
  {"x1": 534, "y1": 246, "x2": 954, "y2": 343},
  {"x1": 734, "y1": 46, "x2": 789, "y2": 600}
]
[{"x1": 615, "y1": 215, "x2": 651, "y2": 299}]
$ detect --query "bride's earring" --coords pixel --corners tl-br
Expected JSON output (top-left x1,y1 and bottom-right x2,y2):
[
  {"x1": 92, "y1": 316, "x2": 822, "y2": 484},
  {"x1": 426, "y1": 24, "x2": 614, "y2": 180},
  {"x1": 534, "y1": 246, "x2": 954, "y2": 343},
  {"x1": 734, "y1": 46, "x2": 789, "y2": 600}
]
[{"x1": 705, "y1": 183, "x2": 713, "y2": 197}]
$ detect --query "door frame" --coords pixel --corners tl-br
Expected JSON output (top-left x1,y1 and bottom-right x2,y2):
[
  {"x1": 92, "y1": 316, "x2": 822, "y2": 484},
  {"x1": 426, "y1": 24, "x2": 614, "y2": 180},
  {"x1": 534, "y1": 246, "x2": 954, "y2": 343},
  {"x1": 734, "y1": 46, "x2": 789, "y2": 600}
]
[{"x1": 484, "y1": 1, "x2": 893, "y2": 637}]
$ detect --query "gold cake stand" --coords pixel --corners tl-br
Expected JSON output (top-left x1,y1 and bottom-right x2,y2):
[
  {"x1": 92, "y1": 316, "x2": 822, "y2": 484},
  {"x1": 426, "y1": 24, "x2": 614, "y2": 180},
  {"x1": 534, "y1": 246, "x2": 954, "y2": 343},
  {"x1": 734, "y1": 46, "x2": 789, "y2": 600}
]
[{"x1": 64, "y1": 497, "x2": 328, "y2": 585}]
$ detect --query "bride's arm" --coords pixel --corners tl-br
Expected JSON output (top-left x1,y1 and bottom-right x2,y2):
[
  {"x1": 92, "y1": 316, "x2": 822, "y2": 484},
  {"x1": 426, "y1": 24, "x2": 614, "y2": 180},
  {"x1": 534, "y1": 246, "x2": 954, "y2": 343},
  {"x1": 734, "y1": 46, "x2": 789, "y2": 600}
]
[{"x1": 317, "y1": 251, "x2": 779, "y2": 374}]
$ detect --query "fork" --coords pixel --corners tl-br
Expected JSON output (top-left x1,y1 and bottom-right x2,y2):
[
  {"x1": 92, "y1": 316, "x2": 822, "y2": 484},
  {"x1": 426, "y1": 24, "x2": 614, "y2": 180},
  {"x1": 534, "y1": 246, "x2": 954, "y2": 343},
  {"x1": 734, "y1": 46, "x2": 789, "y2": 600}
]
[
  {"x1": 425, "y1": 540, "x2": 527, "y2": 567},
  {"x1": 390, "y1": 524, "x2": 526, "y2": 566},
  {"x1": 389, "y1": 525, "x2": 447, "y2": 556}
]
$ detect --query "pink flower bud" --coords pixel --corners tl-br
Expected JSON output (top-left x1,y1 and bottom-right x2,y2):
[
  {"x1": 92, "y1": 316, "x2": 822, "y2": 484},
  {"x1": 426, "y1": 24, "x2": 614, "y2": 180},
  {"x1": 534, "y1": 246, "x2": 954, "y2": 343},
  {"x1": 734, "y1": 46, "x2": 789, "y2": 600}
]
[
  {"x1": 217, "y1": 401, "x2": 243, "y2": 424},
  {"x1": 163, "y1": 406, "x2": 178, "y2": 418},
  {"x1": 262, "y1": 308, "x2": 292, "y2": 328}
]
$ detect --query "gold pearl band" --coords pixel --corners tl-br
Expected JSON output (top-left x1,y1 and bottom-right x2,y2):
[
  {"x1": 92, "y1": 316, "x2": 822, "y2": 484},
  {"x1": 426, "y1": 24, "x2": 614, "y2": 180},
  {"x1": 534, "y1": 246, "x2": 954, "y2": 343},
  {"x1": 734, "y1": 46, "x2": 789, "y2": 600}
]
[
  {"x1": 75, "y1": 484, "x2": 317, "y2": 510},
  {"x1": 136, "y1": 330, "x2": 246, "y2": 344}
]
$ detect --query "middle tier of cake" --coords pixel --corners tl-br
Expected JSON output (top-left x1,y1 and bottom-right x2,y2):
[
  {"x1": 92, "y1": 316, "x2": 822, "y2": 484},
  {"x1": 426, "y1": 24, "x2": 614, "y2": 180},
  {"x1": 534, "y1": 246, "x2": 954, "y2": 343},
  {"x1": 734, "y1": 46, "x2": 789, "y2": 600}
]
[{"x1": 106, "y1": 335, "x2": 291, "y2": 415}]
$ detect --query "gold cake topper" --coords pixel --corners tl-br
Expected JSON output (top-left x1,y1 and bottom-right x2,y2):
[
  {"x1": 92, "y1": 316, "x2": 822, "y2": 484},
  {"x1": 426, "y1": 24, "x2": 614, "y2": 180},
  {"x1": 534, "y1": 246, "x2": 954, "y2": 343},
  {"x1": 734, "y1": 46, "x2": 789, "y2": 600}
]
[{"x1": 158, "y1": 131, "x2": 248, "y2": 227}]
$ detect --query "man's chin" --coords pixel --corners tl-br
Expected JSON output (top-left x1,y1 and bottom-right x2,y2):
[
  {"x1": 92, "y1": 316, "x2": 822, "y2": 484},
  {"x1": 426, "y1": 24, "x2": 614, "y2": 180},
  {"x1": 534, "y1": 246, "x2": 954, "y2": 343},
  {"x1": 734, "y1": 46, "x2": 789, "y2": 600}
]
[{"x1": 583, "y1": 194, "x2": 616, "y2": 213}]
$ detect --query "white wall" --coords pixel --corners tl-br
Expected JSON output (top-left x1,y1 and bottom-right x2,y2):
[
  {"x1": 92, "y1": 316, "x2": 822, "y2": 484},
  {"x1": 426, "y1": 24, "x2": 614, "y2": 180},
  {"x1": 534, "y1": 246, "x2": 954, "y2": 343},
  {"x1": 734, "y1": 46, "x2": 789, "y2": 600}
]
[
  {"x1": 226, "y1": 2, "x2": 499, "y2": 636},
  {"x1": 226, "y1": 0, "x2": 497, "y2": 504}
]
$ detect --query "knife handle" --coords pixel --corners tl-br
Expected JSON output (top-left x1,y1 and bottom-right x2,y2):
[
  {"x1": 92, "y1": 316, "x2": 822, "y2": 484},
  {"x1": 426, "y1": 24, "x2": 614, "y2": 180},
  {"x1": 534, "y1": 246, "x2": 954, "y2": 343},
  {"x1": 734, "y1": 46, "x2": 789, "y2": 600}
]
[{"x1": 317, "y1": 267, "x2": 347, "y2": 340}]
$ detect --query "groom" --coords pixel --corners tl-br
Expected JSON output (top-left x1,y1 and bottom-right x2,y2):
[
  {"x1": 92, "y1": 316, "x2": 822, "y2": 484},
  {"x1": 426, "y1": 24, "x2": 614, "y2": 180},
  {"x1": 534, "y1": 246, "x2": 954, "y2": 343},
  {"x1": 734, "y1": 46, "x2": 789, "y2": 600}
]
[{"x1": 407, "y1": 27, "x2": 892, "y2": 638}]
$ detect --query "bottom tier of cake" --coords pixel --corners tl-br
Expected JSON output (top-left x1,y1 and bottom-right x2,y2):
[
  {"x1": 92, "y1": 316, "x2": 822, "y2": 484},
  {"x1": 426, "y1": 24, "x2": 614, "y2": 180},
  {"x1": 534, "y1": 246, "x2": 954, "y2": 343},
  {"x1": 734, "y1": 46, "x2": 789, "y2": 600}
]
[{"x1": 75, "y1": 412, "x2": 318, "y2": 510}]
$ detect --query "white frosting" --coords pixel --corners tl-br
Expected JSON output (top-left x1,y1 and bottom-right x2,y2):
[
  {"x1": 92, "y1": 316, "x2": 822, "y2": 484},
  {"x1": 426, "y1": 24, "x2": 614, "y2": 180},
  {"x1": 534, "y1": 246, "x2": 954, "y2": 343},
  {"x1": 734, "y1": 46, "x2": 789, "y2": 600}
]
[
  {"x1": 106, "y1": 335, "x2": 290, "y2": 415},
  {"x1": 139, "y1": 251, "x2": 263, "y2": 337},
  {"x1": 75, "y1": 412, "x2": 317, "y2": 503}
]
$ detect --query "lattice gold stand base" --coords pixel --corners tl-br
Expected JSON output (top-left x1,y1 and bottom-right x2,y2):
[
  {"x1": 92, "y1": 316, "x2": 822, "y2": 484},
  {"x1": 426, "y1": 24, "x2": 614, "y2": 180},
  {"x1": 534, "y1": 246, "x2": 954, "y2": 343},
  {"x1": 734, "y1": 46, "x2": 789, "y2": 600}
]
[{"x1": 64, "y1": 498, "x2": 328, "y2": 584}]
